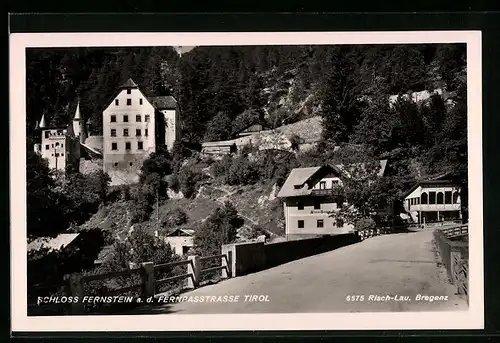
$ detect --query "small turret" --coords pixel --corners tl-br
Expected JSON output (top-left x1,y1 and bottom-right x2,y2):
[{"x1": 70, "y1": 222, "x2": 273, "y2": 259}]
[{"x1": 72, "y1": 100, "x2": 86, "y2": 143}]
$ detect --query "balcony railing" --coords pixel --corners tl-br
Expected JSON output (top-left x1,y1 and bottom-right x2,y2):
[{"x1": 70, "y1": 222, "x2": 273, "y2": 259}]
[
  {"x1": 311, "y1": 189, "x2": 342, "y2": 196},
  {"x1": 408, "y1": 203, "x2": 461, "y2": 212}
]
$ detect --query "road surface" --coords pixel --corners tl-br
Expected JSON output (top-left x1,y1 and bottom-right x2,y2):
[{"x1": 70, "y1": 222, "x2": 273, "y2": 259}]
[{"x1": 132, "y1": 229, "x2": 467, "y2": 314}]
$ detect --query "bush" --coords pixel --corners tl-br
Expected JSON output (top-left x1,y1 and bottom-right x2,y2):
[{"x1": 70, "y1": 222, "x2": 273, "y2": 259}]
[
  {"x1": 177, "y1": 165, "x2": 204, "y2": 199},
  {"x1": 162, "y1": 208, "x2": 189, "y2": 228},
  {"x1": 226, "y1": 157, "x2": 260, "y2": 185}
]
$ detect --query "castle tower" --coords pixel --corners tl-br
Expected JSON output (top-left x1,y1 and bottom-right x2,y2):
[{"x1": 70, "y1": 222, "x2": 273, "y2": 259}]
[{"x1": 72, "y1": 100, "x2": 86, "y2": 144}]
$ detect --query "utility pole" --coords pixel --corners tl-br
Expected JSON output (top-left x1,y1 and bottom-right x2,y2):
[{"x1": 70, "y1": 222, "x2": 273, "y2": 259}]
[{"x1": 156, "y1": 189, "x2": 159, "y2": 230}]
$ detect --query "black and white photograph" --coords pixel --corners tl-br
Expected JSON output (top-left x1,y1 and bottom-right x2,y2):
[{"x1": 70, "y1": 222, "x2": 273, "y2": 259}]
[{"x1": 10, "y1": 31, "x2": 483, "y2": 331}]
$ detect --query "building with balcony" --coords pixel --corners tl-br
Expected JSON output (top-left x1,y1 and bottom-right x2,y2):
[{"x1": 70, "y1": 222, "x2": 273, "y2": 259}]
[{"x1": 403, "y1": 180, "x2": 462, "y2": 224}]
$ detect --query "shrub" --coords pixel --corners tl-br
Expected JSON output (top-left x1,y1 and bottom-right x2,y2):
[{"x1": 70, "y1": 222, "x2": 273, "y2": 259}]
[
  {"x1": 162, "y1": 208, "x2": 189, "y2": 228},
  {"x1": 177, "y1": 165, "x2": 204, "y2": 199}
]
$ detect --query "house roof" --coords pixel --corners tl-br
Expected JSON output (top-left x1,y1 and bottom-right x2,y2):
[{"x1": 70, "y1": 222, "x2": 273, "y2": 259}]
[
  {"x1": 28, "y1": 233, "x2": 80, "y2": 252},
  {"x1": 402, "y1": 180, "x2": 457, "y2": 199},
  {"x1": 148, "y1": 96, "x2": 178, "y2": 110},
  {"x1": 120, "y1": 78, "x2": 139, "y2": 89},
  {"x1": 277, "y1": 164, "x2": 343, "y2": 198},
  {"x1": 202, "y1": 140, "x2": 237, "y2": 147},
  {"x1": 238, "y1": 123, "x2": 270, "y2": 134},
  {"x1": 166, "y1": 228, "x2": 195, "y2": 237}
]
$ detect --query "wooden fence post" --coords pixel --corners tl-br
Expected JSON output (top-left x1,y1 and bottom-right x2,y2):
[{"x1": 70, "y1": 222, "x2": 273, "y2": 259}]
[
  {"x1": 186, "y1": 255, "x2": 200, "y2": 289},
  {"x1": 140, "y1": 262, "x2": 155, "y2": 298},
  {"x1": 222, "y1": 251, "x2": 232, "y2": 279},
  {"x1": 68, "y1": 274, "x2": 85, "y2": 314}
]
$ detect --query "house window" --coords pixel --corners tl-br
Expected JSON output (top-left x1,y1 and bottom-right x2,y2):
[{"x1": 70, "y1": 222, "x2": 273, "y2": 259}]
[
  {"x1": 317, "y1": 219, "x2": 324, "y2": 228},
  {"x1": 319, "y1": 181, "x2": 326, "y2": 189},
  {"x1": 111, "y1": 143, "x2": 118, "y2": 151},
  {"x1": 297, "y1": 202, "x2": 304, "y2": 210},
  {"x1": 123, "y1": 129, "x2": 129, "y2": 136},
  {"x1": 61, "y1": 144, "x2": 64, "y2": 148},
  {"x1": 145, "y1": 129, "x2": 148, "y2": 136},
  {"x1": 115, "y1": 99, "x2": 119, "y2": 106},
  {"x1": 130, "y1": 162, "x2": 133, "y2": 166},
  {"x1": 127, "y1": 99, "x2": 132, "y2": 106},
  {"x1": 127, "y1": 89, "x2": 131, "y2": 94},
  {"x1": 421, "y1": 192, "x2": 428, "y2": 204},
  {"x1": 44, "y1": 131, "x2": 50, "y2": 138},
  {"x1": 45, "y1": 144, "x2": 49, "y2": 150},
  {"x1": 445, "y1": 191, "x2": 452, "y2": 204},
  {"x1": 125, "y1": 142, "x2": 131, "y2": 150},
  {"x1": 314, "y1": 201, "x2": 321, "y2": 210},
  {"x1": 429, "y1": 191, "x2": 436, "y2": 204},
  {"x1": 54, "y1": 153, "x2": 59, "y2": 157},
  {"x1": 136, "y1": 129, "x2": 141, "y2": 136},
  {"x1": 123, "y1": 115, "x2": 129, "y2": 122},
  {"x1": 298, "y1": 220, "x2": 305, "y2": 229},
  {"x1": 111, "y1": 115, "x2": 116, "y2": 122},
  {"x1": 437, "y1": 192, "x2": 444, "y2": 204},
  {"x1": 114, "y1": 162, "x2": 118, "y2": 167},
  {"x1": 145, "y1": 115, "x2": 150, "y2": 122},
  {"x1": 136, "y1": 115, "x2": 141, "y2": 122},
  {"x1": 110, "y1": 129, "x2": 116, "y2": 137},
  {"x1": 138, "y1": 141, "x2": 143, "y2": 150},
  {"x1": 417, "y1": 198, "x2": 420, "y2": 204},
  {"x1": 139, "y1": 98, "x2": 143, "y2": 105},
  {"x1": 453, "y1": 192, "x2": 459, "y2": 204}
]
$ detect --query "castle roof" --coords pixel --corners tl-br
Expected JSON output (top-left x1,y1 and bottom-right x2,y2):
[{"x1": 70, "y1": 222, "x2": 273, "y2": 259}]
[
  {"x1": 73, "y1": 101, "x2": 82, "y2": 120},
  {"x1": 39, "y1": 114, "x2": 47, "y2": 129},
  {"x1": 148, "y1": 96, "x2": 178, "y2": 110},
  {"x1": 120, "y1": 78, "x2": 139, "y2": 89}
]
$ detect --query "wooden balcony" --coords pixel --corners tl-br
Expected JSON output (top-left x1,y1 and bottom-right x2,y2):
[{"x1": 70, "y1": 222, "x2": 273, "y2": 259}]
[
  {"x1": 311, "y1": 189, "x2": 342, "y2": 196},
  {"x1": 408, "y1": 203, "x2": 461, "y2": 212}
]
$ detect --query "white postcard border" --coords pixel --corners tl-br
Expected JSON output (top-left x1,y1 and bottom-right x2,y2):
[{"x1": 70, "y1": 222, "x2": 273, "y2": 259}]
[{"x1": 10, "y1": 30, "x2": 483, "y2": 332}]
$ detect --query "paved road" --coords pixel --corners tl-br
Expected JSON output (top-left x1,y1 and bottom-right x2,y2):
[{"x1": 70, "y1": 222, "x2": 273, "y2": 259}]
[{"x1": 133, "y1": 229, "x2": 467, "y2": 314}]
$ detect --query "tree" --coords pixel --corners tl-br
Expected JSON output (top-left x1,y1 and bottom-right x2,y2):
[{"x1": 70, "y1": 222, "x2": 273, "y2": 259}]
[
  {"x1": 319, "y1": 47, "x2": 364, "y2": 146},
  {"x1": 203, "y1": 111, "x2": 233, "y2": 142},
  {"x1": 177, "y1": 164, "x2": 204, "y2": 198},
  {"x1": 193, "y1": 201, "x2": 243, "y2": 256}
]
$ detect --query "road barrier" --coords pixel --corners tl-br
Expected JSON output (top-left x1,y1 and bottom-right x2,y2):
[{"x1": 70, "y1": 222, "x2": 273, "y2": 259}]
[
  {"x1": 433, "y1": 225, "x2": 469, "y2": 300},
  {"x1": 65, "y1": 252, "x2": 232, "y2": 314}
]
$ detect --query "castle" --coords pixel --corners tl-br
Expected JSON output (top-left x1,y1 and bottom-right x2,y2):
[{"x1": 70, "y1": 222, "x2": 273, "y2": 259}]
[{"x1": 34, "y1": 78, "x2": 181, "y2": 185}]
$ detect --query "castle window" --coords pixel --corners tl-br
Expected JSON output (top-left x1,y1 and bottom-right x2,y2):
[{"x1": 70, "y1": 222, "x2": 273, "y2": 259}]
[
  {"x1": 111, "y1": 129, "x2": 116, "y2": 137},
  {"x1": 125, "y1": 142, "x2": 131, "y2": 150},
  {"x1": 136, "y1": 115, "x2": 141, "y2": 122},
  {"x1": 111, "y1": 143, "x2": 118, "y2": 150},
  {"x1": 127, "y1": 99, "x2": 132, "y2": 106},
  {"x1": 130, "y1": 162, "x2": 133, "y2": 166},
  {"x1": 127, "y1": 88, "x2": 131, "y2": 94},
  {"x1": 44, "y1": 131, "x2": 50, "y2": 138},
  {"x1": 61, "y1": 153, "x2": 64, "y2": 156},
  {"x1": 55, "y1": 142, "x2": 59, "y2": 147},
  {"x1": 111, "y1": 115, "x2": 116, "y2": 122},
  {"x1": 145, "y1": 129, "x2": 148, "y2": 136},
  {"x1": 123, "y1": 115, "x2": 129, "y2": 122},
  {"x1": 55, "y1": 153, "x2": 59, "y2": 157},
  {"x1": 145, "y1": 115, "x2": 150, "y2": 122},
  {"x1": 114, "y1": 162, "x2": 118, "y2": 167},
  {"x1": 45, "y1": 145, "x2": 49, "y2": 150},
  {"x1": 139, "y1": 98, "x2": 143, "y2": 105},
  {"x1": 138, "y1": 141, "x2": 144, "y2": 150},
  {"x1": 61, "y1": 144, "x2": 64, "y2": 148},
  {"x1": 115, "y1": 99, "x2": 119, "y2": 106},
  {"x1": 136, "y1": 129, "x2": 141, "y2": 136},
  {"x1": 317, "y1": 219, "x2": 324, "y2": 228},
  {"x1": 298, "y1": 220, "x2": 304, "y2": 229},
  {"x1": 123, "y1": 129, "x2": 129, "y2": 136}
]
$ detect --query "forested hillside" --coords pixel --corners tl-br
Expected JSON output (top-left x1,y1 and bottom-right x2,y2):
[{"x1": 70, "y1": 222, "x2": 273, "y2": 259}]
[{"x1": 27, "y1": 44, "x2": 466, "y2": 144}]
